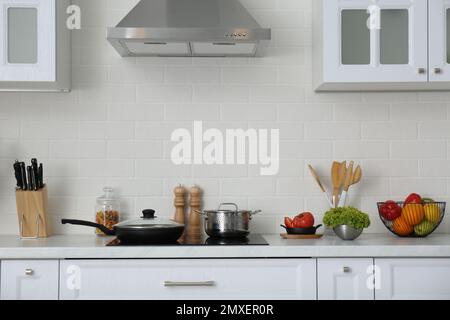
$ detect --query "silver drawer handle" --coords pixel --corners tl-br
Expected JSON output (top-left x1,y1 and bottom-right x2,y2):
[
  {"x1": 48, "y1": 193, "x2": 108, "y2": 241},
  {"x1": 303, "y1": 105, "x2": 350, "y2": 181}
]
[
  {"x1": 164, "y1": 281, "x2": 215, "y2": 287},
  {"x1": 25, "y1": 268, "x2": 34, "y2": 276},
  {"x1": 342, "y1": 266, "x2": 351, "y2": 273},
  {"x1": 417, "y1": 68, "x2": 426, "y2": 74}
]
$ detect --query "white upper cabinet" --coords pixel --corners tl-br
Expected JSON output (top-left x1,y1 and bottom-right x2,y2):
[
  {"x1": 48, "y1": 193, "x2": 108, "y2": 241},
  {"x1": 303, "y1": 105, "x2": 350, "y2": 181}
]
[
  {"x1": 429, "y1": 0, "x2": 450, "y2": 82},
  {"x1": 0, "y1": 0, "x2": 70, "y2": 91},
  {"x1": 314, "y1": 0, "x2": 450, "y2": 91}
]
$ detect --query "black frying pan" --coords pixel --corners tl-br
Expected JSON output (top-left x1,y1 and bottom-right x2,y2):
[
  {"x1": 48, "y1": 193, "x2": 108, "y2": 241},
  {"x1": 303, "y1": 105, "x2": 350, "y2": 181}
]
[{"x1": 62, "y1": 210, "x2": 184, "y2": 244}]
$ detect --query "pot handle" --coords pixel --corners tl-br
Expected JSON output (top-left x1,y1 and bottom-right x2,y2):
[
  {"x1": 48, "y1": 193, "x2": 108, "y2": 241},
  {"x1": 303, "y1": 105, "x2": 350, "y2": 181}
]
[
  {"x1": 218, "y1": 203, "x2": 239, "y2": 211},
  {"x1": 250, "y1": 210, "x2": 262, "y2": 216},
  {"x1": 61, "y1": 219, "x2": 115, "y2": 236},
  {"x1": 195, "y1": 210, "x2": 206, "y2": 216}
]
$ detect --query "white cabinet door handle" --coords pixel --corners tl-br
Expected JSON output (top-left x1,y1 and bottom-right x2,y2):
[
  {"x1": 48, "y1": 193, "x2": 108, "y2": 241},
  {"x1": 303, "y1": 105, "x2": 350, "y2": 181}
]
[
  {"x1": 417, "y1": 68, "x2": 426, "y2": 74},
  {"x1": 342, "y1": 266, "x2": 351, "y2": 273},
  {"x1": 164, "y1": 281, "x2": 215, "y2": 287},
  {"x1": 434, "y1": 68, "x2": 442, "y2": 74},
  {"x1": 25, "y1": 268, "x2": 34, "y2": 276}
]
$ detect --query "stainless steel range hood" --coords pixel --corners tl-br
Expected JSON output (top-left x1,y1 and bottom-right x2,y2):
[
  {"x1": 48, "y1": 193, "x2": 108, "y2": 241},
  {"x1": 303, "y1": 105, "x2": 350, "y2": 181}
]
[{"x1": 107, "y1": 0, "x2": 271, "y2": 57}]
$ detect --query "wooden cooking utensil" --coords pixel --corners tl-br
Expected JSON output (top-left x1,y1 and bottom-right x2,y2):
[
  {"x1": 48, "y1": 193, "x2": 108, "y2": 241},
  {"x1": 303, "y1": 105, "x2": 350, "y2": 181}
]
[
  {"x1": 331, "y1": 161, "x2": 341, "y2": 207},
  {"x1": 352, "y1": 165, "x2": 362, "y2": 185},
  {"x1": 338, "y1": 161, "x2": 354, "y2": 207},
  {"x1": 308, "y1": 164, "x2": 333, "y2": 208},
  {"x1": 280, "y1": 233, "x2": 323, "y2": 240}
]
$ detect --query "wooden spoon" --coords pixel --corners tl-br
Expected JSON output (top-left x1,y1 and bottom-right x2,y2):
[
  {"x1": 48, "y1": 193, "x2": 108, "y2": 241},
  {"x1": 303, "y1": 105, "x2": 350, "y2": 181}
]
[{"x1": 308, "y1": 165, "x2": 333, "y2": 208}]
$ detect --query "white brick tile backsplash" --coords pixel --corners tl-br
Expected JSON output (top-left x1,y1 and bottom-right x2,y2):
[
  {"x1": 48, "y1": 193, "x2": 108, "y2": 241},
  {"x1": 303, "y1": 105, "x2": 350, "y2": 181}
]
[
  {"x1": 250, "y1": 85, "x2": 304, "y2": 103},
  {"x1": 108, "y1": 104, "x2": 164, "y2": 121},
  {"x1": 79, "y1": 159, "x2": 134, "y2": 177},
  {"x1": 165, "y1": 67, "x2": 221, "y2": 84},
  {"x1": 362, "y1": 122, "x2": 418, "y2": 140},
  {"x1": 362, "y1": 160, "x2": 418, "y2": 177},
  {"x1": 166, "y1": 104, "x2": 220, "y2": 121},
  {"x1": 222, "y1": 67, "x2": 277, "y2": 84},
  {"x1": 137, "y1": 85, "x2": 192, "y2": 103},
  {"x1": 334, "y1": 104, "x2": 390, "y2": 121},
  {"x1": 20, "y1": 121, "x2": 78, "y2": 140},
  {"x1": 107, "y1": 140, "x2": 163, "y2": 159},
  {"x1": 1, "y1": 0, "x2": 450, "y2": 234},
  {"x1": 305, "y1": 122, "x2": 361, "y2": 140},
  {"x1": 420, "y1": 160, "x2": 450, "y2": 177},
  {"x1": 278, "y1": 104, "x2": 333, "y2": 121},
  {"x1": 50, "y1": 140, "x2": 106, "y2": 159},
  {"x1": 390, "y1": 103, "x2": 447, "y2": 120},
  {"x1": 280, "y1": 141, "x2": 333, "y2": 158},
  {"x1": 420, "y1": 121, "x2": 450, "y2": 139},
  {"x1": 390, "y1": 178, "x2": 447, "y2": 197},
  {"x1": 79, "y1": 122, "x2": 135, "y2": 140},
  {"x1": 221, "y1": 104, "x2": 277, "y2": 121},
  {"x1": 390, "y1": 141, "x2": 446, "y2": 159},
  {"x1": 194, "y1": 85, "x2": 249, "y2": 103},
  {"x1": 0, "y1": 120, "x2": 20, "y2": 139},
  {"x1": 334, "y1": 141, "x2": 389, "y2": 159}
]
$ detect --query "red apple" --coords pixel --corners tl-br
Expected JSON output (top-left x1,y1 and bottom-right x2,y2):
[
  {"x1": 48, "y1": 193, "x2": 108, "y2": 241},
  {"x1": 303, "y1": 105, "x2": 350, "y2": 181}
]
[{"x1": 293, "y1": 212, "x2": 315, "y2": 228}]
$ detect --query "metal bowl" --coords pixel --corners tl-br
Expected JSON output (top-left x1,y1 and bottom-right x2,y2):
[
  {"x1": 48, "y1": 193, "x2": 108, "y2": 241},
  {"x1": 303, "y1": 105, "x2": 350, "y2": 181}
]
[{"x1": 333, "y1": 225, "x2": 363, "y2": 240}]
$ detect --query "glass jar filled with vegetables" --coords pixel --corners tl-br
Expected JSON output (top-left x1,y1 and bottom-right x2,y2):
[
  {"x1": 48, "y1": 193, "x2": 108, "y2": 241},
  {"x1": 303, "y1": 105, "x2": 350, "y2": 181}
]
[{"x1": 95, "y1": 187, "x2": 120, "y2": 236}]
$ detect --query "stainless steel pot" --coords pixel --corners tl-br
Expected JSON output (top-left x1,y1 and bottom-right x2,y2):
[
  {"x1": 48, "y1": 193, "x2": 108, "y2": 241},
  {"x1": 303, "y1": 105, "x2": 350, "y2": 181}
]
[{"x1": 197, "y1": 203, "x2": 261, "y2": 239}]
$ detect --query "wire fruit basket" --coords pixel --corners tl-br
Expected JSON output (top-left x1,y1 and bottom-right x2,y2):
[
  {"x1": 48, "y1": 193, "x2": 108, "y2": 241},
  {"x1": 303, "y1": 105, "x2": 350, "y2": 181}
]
[{"x1": 377, "y1": 201, "x2": 446, "y2": 238}]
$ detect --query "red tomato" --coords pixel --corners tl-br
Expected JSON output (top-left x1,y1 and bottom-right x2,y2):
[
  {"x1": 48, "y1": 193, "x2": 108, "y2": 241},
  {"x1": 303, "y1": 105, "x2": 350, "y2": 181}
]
[
  {"x1": 405, "y1": 193, "x2": 422, "y2": 204},
  {"x1": 380, "y1": 200, "x2": 402, "y2": 221},
  {"x1": 293, "y1": 212, "x2": 315, "y2": 228},
  {"x1": 284, "y1": 217, "x2": 294, "y2": 228}
]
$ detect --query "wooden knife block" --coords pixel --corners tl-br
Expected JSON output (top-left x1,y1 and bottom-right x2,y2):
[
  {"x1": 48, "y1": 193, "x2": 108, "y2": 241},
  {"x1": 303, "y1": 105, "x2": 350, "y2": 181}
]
[{"x1": 15, "y1": 186, "x2": 51, "y2": 238}]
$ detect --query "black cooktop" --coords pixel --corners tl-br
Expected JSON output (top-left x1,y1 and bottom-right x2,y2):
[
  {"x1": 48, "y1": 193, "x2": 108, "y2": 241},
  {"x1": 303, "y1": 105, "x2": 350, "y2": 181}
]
[{"x1": 107, "y1": 234, "x2": 269, "y2": 246}]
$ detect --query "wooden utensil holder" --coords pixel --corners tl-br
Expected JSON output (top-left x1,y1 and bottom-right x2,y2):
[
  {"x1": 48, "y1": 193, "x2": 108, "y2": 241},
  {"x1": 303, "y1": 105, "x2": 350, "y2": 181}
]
[{"x1": 15, "y1": 186, "x2": 51, "y2": 238}]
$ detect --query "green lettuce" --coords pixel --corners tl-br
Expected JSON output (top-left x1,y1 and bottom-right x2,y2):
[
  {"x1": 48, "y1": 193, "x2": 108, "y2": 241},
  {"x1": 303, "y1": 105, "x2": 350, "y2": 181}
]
[{"x1": 323, "y1": 207, "x2": 371, "y2": 230}]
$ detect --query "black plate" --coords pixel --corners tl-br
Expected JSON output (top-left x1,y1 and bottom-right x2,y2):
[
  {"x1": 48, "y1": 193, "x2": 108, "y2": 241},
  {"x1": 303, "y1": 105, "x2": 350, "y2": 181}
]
[{"x1": 280, "y1": 224, "x2": 322, "y2": 235}]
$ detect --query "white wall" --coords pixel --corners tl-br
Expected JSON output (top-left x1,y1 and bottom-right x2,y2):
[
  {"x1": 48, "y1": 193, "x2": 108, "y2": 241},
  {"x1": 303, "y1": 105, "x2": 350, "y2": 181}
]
[{"x1": 0, "y1": 0, "x2": 449, "y2": 235}]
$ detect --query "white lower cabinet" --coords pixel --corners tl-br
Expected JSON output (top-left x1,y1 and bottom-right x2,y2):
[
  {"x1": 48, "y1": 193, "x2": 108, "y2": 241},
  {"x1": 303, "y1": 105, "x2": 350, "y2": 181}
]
[
  {"x1": 317, "y1": 258, "x2": 375, "y2": 300},
  {"x1": 59, "y1": 259, "x2": 317, "y2": 300},
  {"x1": 375, "y1": 258, "x2": 450, "y2": 300},
  {"x1": 0, "y1": 260, "x2": 59, "y2": 300}
]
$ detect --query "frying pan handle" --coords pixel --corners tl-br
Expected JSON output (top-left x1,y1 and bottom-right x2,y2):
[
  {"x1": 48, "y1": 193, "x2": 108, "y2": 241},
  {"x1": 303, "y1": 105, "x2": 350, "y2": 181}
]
[{"x1": 61, "y1": 219, "x2": 115, "y2": 236}]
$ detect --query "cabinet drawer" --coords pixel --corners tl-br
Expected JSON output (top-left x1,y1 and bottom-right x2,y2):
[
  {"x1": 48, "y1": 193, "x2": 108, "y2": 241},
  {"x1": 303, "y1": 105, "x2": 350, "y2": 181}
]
[
  {"x1": 60, "y1": 259, "x2": 316, "y2": 300},
  {"x1": 318, "y1": 258, "x2": 374, "y2": 300},
  {"x1": 0, "y1": 260, "x2": 59, "y2": 300}
]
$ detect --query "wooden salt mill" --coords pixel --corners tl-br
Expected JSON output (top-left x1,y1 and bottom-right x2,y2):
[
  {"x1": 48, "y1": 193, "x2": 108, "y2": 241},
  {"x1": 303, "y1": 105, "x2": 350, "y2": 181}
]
[
  {"x1": 173, "y1": 185, "x2": 186, "y2": 225},
  {"x1": 187, "y1": 185, "x2": 202, "y2": 236}
]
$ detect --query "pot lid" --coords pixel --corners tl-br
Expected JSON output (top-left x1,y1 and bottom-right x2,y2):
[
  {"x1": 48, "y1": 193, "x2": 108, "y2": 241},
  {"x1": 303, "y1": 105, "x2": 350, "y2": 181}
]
[
  {"x1": 115, "y1": 209, "x2": 184, "y2": 229},
  {"x1": 201, "y1": 203, "x2": 255, "y2": 214}
]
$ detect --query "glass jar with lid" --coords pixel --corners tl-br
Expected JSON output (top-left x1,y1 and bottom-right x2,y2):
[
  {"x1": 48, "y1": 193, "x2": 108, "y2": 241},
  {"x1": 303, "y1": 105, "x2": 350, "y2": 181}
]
[{"x1": 95, "y1": 187, "x2": 120, "y2": 236}]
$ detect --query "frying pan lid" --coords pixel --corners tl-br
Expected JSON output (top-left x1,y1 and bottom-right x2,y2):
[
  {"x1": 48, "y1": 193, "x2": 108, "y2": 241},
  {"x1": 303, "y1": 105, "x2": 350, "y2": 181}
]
[{"x1": 115, "y1": 209, "x2": 184, "y2": 229}]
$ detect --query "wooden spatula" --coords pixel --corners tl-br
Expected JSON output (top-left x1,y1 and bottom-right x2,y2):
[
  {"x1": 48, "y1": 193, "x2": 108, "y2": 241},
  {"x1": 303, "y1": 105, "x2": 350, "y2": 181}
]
[
  {"x1": 332, "y1": 161, "x2": 347, "y2": 207},
  {"x1": 308, "y1": 164, "x2": 333, "y2": 208},
  {"x1": 338, "y1": 161, "x2": 355, "y2": 207},
  {"x1": 352, "y1": 165, "x2": 362, "y2": 185},
  {"x1": 331, "y1": 161, "x2": 341, "y2": 207}
]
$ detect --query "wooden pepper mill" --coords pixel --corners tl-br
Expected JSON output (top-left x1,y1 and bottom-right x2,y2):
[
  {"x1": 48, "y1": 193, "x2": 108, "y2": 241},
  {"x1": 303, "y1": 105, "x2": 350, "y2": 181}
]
[
  {"x1": 173, "y1": 185, "x2": 186, "y2": 225},
  {"x1": 187, "y1": 185, "x2": 202, "y2": 236}
]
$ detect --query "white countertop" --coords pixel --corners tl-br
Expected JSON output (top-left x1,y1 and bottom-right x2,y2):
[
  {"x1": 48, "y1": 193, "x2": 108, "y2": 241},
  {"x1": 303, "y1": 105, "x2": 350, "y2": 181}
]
[{"x1": 1, "y1": 234, "x2": 450, "y2": 259}]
